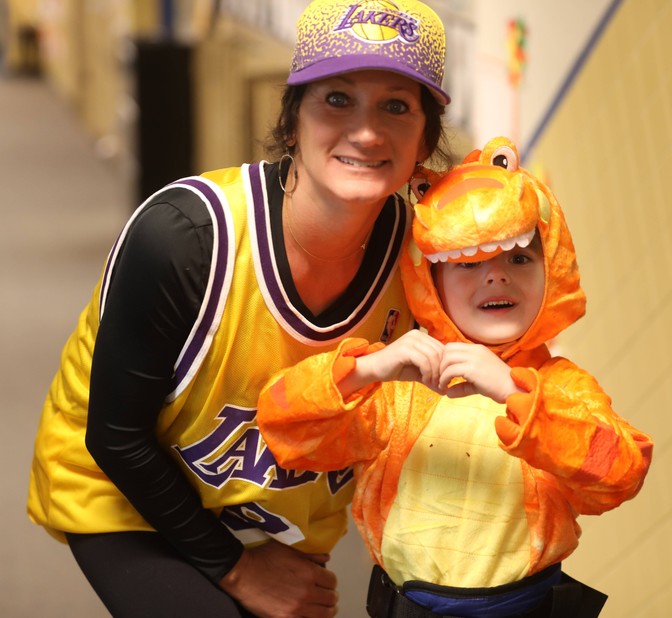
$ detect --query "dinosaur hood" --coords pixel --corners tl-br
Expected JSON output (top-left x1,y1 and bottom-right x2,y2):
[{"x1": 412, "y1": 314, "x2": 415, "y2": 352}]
[{"x1": 400, "y1": 136, "x2": 586, "y2": 360}]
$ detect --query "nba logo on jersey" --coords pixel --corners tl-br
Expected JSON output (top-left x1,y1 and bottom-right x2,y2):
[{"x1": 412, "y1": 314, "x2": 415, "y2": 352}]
[{"x1": 335, "y1": 1, "x2": 420, "y2": 43}]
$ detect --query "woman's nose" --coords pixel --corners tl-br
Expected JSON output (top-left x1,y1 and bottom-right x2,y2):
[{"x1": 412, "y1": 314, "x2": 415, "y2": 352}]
[{"x1": 349, "y1": 109, "x2": 384, "y2": 147}]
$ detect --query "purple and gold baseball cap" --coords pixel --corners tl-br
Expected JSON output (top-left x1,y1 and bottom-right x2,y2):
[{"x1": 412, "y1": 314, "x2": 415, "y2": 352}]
[{"x1": 288, "y1": 0, "x2": 450, "y2": 104}]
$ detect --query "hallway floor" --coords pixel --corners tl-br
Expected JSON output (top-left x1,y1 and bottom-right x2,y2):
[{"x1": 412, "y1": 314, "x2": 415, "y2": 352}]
[{"x1": 1, "y1": 72, "x2": 126, "y2": 617}]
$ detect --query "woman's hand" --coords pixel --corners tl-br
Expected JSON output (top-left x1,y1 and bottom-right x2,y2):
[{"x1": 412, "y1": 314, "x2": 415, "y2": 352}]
[
  {"x1": 219, "y1": 540, "x2": 338, "y2": 618},
  {"x1": 340, "y1": 330, "x2": 445, "y2": 396},
  {"x1": 439, "y1": 342, "x2": 521, "y2": 403}
]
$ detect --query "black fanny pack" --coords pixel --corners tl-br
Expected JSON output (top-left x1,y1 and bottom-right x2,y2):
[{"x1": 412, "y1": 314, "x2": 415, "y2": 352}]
[{"x1": 366, "y1": 564, "x2": 607, "y2": 618}]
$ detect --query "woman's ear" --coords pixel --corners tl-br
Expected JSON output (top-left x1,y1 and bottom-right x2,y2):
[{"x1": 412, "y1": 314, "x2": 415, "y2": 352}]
[{"x1": 417, "y1": 142, "x2": 431, "y2": 165}]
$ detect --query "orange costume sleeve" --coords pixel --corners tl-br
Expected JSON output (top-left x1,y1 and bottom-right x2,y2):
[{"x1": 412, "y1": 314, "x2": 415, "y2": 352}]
[
  {"x1": 259, "y1": 338, "x2": 401, "y2": 471},
  {"x1": 258, "y1": 338, "x2": 439, "y2": 562},
  {"x1": 260, "y1": 343, "x2": 652, "y2": 516},
  {"x1": 258, "y1": 339, "x2": 653, "y2": 579},
  {"x1": 496, "y1": 359, "x2": 652, "y2": 515}
]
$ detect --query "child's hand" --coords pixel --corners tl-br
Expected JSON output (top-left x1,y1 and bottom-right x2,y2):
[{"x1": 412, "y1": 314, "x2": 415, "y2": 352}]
[
  {"x1": 348, "y1": 330, "x2": 445, "y2": 394},
  {"x1": 439, "y1": 342, "x2": 521, "y2": 403}
]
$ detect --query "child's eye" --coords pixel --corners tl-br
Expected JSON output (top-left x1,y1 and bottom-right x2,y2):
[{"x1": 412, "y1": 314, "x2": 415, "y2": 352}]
[
  {"x1": 326, "y1": 91, "x2": 349, "y2": 107},
  {"x1": 457, "y1": 261, "x2": 482, "y2": 269},
  {"x1": 511, "y1": 254, "x2": 531, "y2": 264},
  {"x1": 385, "y1": 99, "x2": 409, "y2": 115}
]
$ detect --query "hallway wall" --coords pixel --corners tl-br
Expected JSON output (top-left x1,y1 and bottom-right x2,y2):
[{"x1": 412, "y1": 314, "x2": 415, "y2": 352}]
[{"x1": 529, "y1": 0, "x2": 672, "y2": 615}]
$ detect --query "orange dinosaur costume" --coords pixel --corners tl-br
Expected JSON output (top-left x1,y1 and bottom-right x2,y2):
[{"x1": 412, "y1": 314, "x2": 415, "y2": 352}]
[{"x1": 257, "y1": 137, "x2": 652, "y2": 615}]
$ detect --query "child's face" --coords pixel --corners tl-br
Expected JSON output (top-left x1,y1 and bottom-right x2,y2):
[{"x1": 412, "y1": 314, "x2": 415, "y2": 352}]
[{"x1": 434, "y1": 241, "x2": 545, "y2": 345}]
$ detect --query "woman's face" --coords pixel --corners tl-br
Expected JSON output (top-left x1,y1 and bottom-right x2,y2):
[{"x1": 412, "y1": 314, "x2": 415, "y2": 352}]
[{"x1": 292, "y1": 70, "x2": 428, "y2": 209}]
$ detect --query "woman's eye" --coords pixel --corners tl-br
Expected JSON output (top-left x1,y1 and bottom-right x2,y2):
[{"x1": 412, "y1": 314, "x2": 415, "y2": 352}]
[
  {"x1": 386, "y1": 99, "x2": 409, "y2": 115},
  {"x1": 326, "y1": 92, "x2": 349, "y2": 107}
]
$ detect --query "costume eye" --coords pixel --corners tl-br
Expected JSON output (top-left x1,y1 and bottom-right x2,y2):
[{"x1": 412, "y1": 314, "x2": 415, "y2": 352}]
[
  {"x1": 409, "y1": 177, "x2": 431, "y2": 202},
  {"x1": 491, "y1": 146, "x2": 519, "y2": 171},
  {"x1": 413, "y1": 180, "x2": 431, "y2": 196}
]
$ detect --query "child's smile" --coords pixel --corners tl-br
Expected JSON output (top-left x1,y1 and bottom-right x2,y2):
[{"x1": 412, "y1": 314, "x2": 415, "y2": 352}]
[{"x1": 435, "y1": 241, "x2": 545, "y2": 345}]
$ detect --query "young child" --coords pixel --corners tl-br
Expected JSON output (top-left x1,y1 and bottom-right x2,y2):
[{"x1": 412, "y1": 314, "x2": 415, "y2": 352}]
[{"x1": 257, "y1": 137, "x2": 652, "y2": 618}]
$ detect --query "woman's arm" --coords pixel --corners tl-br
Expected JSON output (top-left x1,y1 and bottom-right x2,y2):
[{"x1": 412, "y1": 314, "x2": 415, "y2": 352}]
[
  {"x1": 85, "y1": 194, "x2": 244, "y2": 582},
  {"x1": 86, "y1": 189, "x2": 347, "y2": 617}
]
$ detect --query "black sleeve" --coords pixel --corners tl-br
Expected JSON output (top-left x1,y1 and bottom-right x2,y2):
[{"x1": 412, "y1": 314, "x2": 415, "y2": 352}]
[{"x1": 85, "y1": 190, "x2": 244, "y2": 584}]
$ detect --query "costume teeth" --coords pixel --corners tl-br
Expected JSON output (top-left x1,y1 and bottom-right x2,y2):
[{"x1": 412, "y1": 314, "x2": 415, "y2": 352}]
[{"x1": 424, "y1": 229, "x2": 536, "y2": 263}]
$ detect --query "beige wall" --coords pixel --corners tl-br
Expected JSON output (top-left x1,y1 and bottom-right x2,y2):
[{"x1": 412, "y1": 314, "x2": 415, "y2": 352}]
[
  {"x1": 530, "y1": 0, "x2": 672, "y2": 615},
  {"x1": 192, "y1": 16, "x2": 291, "y2": 171},
  {"x1": 31, "y1": 2, "x2": 292, "y2": 174},
  {"x1": 3, "y1": 0, "x2": 41, "y2": 71}
]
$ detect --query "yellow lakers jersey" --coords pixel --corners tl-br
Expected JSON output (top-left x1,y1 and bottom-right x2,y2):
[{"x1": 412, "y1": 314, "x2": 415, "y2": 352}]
[{"x1": 28, "y1": 162, "x2": 413, "y2": 554}]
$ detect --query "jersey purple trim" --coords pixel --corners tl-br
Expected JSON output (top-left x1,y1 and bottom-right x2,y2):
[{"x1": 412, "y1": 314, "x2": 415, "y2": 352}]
[
  {"x1": 171, "y1": 177, "x2": 231, "y2": 388},
  {"x1": 97, "y1": 175, "x2": 234, "y2": 402},
  {"x1": 249, "y1": 163, "x2": 408, "y2": 342}
]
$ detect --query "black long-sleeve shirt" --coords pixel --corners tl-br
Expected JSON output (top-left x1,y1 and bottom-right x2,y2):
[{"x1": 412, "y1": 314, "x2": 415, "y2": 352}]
[{"x1": 86, "y1": 187, "x2": 245, "y2": 583}]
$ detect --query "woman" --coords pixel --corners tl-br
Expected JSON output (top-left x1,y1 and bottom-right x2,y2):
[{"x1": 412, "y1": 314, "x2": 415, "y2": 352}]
[{"x1": 27, "y1": 0, "x2": 452, "y2": 616}]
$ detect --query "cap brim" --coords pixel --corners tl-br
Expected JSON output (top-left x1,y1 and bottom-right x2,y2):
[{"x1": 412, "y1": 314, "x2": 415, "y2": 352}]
[{"x1": 287, "y1": 55, "x2": 450, "y2": 105}]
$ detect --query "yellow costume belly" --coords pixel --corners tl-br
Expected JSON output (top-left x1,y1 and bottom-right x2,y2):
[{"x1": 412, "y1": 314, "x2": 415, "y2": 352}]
[{"x1": 380, "y1": 395, "x2": 530, "y2": 587}]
